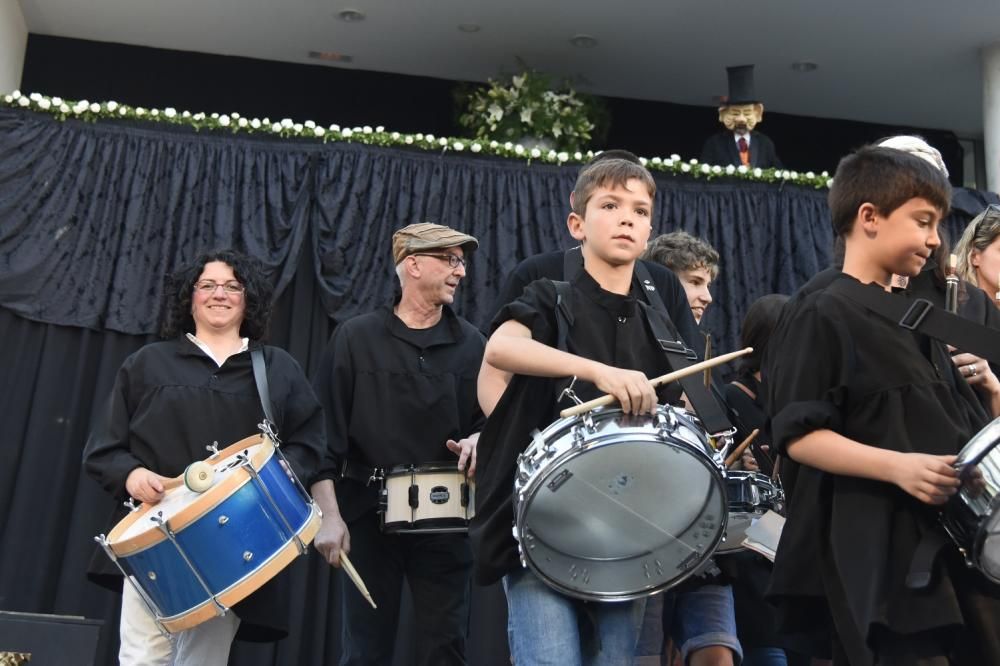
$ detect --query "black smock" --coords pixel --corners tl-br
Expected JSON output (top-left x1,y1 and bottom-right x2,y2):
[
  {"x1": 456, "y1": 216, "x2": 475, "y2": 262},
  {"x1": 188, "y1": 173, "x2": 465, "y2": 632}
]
[
  {"x1": 312, "y1": 303, "x2": 487, "y2": 521},
  {"x1": 763, "y1": 273, "x2": 1000, "y2": 665},
  {"x1": 470, "y1": 269, "x2": 685, "y2": 585},
  {"x1": 486, "y1": 250, "x2": 703, "y2": 354},
  {"x1": 82, "y1": 337, "x2": 326, "y2": 641}
]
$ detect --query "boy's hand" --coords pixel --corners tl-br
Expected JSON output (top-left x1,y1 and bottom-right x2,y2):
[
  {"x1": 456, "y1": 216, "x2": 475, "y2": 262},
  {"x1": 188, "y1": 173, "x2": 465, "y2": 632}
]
[
  {"x1": 591, "y1": 365, "x2": 657, "y2": 415},
  {"x1": 125, "y1": 467, "x2": 169, "y2": 504},
  {"x1": 889, "y1": 452, "x2": 960, "y2": 505}
]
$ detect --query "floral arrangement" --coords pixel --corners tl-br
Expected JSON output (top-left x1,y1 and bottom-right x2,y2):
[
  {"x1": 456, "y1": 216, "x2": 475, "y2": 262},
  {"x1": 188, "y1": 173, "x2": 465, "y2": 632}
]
[
  {"x1": 456, "y1": 71, "x2": 602, "y2": 153},
  {"x1": 0, "y1": 90, "x2": 832, "y2": 188}
]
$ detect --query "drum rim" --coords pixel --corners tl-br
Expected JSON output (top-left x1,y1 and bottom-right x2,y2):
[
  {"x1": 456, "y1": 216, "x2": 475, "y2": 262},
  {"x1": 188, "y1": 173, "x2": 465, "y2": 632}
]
[
  {"x1": 385, "y1": 461, "x2": 471, "y2": 476},
  {"x1": 515, "y1": 434, "x2": 728, "y2": 601},
  {"x1": 107, "y1": 434, "x2": 274, "y2": 556}
]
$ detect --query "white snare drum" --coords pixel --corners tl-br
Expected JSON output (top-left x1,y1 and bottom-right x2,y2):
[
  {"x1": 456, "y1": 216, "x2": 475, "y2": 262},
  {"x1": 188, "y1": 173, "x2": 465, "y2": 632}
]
[
  {"x1": 942, "y1": 416, "x2": 1000, "y2": 583},
  {"x1": 381, "y1": 463, "x2": 475, "y2": 534},
  {"x1": 718, "y1": 471, "x2": 784, "y2": 553},
  {"x1": 513, "y1": 404, "x2": 728, "y2": 602}
]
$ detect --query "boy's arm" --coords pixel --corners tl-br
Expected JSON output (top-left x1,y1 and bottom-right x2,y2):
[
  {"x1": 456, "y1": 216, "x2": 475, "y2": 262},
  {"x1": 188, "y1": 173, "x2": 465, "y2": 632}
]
[
  {"x1": 484, "y1": 319, "x2": 658, "y2": 415},
  {"x1": 787, "y1": 429, "x2": 960, "y2": 505}
]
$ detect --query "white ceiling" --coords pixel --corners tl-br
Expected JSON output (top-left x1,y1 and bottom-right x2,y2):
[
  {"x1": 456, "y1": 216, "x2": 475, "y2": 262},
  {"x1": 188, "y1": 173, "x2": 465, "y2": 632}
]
[{"x1": 18, "y1": 0, "x2": 1000, "y2": 136}]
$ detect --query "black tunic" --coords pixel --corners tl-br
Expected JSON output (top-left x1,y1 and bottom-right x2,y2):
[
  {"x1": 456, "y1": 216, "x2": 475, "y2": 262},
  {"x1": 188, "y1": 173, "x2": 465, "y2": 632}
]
[
  {"x1": 486, "y1": 250, "x2": 703, "y2": 355},
  {"x1": 82, "y1": 337, "x2": 325, "y2": 641},
  {"x1": 763, "y1": 273, "x2": 1000, "y2": 664},
  {"x1": 312, "y1": 303, "x2": 486, "y2": 522},
  {"x1": 470, "y1": 270, "x2": 684, "y2": 585}
]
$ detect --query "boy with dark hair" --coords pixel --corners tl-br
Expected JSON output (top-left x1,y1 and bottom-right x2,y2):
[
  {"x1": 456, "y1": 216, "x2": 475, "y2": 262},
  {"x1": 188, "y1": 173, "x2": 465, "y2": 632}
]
[
  {"x1": 473, "y1": 158, "x2": 740, "y2": 664},
  {"x1": 764, "y1": 146, "x2": 1000, "y2": 665}
]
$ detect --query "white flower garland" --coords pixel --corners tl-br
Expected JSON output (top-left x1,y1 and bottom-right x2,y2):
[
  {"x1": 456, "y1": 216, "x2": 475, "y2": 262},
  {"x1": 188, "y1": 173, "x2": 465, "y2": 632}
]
[{"x1": 1, "y1": 91, "x2": 833, "y2": 188}]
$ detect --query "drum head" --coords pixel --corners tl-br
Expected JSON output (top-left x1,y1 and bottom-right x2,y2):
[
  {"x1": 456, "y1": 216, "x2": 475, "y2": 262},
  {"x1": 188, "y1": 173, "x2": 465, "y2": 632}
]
[
  {"x1": 112, "y1": 441, "x2": 270, "y2": 546},
  {"x1": 517, "y1": 433, "x2": 726, "y2": 601}
]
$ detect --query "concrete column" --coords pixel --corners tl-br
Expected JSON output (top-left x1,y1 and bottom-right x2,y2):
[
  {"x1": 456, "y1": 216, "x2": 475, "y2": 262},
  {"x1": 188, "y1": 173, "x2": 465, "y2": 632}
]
[
  {"x1": 0, "y1": 0, "x2": 28, "y2": 94},
  {"x1": 984, "y1": 43, "x2": 1000, "y2": 193}
]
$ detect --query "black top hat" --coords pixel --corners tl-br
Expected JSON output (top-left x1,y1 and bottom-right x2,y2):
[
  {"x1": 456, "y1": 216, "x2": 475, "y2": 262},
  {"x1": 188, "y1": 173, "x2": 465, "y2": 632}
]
[{"x1": 724, "y1": 65, "x2": 759, "y2": 105}]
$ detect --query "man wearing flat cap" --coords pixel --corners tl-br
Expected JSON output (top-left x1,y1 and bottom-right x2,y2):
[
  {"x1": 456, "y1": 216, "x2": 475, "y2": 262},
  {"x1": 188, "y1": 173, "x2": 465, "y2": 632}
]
[
  {"x1": 700, "y1": 65, "x2": 782, "y2": 169},
  {"x1": 311, "y1": 222, "x2": 486, "y2": 665}
]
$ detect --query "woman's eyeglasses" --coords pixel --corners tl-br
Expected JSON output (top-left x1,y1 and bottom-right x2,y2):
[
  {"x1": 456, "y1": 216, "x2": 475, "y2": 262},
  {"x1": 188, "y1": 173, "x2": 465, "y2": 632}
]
[{"x1": 194, "y1": 280, "x2": 245, "y2": 295}]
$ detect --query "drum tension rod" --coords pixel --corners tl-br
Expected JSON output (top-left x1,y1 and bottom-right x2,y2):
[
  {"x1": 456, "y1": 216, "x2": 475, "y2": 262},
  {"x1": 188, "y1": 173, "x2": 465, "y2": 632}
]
[
  {"x1": 149, "y1": 513, "x2": 230, "y2": 619},
  {"x1": 240, "y1": 455, "x2": 308, "y2": 556},
  {"x1": 94, "y1": 534, "x2": 170, "y2": 637}
]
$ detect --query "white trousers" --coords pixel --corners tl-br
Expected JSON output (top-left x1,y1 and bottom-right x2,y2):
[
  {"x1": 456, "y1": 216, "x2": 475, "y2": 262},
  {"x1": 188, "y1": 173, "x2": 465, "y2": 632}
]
[{"x1": 119, "y1": 581, "x2": 241, "y2": 666}]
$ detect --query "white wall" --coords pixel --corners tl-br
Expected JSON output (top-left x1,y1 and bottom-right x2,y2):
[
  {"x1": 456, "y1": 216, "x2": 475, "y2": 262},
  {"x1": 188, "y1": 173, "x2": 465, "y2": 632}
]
[{"x1": 0, "y1": 0, "x2": 27, "y2": 94}]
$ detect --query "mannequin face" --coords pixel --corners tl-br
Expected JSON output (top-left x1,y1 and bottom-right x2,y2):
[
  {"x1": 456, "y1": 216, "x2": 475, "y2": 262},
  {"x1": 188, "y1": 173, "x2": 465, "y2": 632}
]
[{"x1": 718, "y1": 104, "x2": 763, "y2": 133}]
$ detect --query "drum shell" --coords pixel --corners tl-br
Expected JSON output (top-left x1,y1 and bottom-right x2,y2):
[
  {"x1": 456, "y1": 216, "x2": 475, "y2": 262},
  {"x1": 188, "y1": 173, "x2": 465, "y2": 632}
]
[
  {"x1": 513, "y1": 405, "x2": 727, "y2": 601},
  {"x1": 106, "y1": 436, "x2": 319, "y2": 631},
  {"x1": 717, "y1": 471, "x2": 784, "y2": 554},
  {"x1": 382, "y1": 463, "x2": 475, "y2": 534},
  {"x1": 942, "y1": 417, "x2": 1000, "y2": 583}
]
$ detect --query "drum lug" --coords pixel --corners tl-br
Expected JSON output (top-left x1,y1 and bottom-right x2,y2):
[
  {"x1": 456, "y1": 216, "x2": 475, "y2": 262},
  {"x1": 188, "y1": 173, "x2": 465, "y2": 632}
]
[
  {"x1": 123, "y1": 498, "x2": 140, "y2": 513},
  {"x1": 205, "y1": 440, "x2": 221, "y2": 458},
  {"x1": 150, "y1": 512, "x2": 230, "y2": 620},
  {"x1": 654, "y1": 408, "x2": 675, "y2": 440},
  {"x1": 572, "y1": 425, "x2": 587, "y2": 448}
]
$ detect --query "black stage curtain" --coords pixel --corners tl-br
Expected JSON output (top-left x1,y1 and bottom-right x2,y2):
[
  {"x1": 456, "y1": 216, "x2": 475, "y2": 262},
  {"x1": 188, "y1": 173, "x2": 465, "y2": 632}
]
[{"x1": 0, "y1": 107, "x2": 996, "y2": 665}]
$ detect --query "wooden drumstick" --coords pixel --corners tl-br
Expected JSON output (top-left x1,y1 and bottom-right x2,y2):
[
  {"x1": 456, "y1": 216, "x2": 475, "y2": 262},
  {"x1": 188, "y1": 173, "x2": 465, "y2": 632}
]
[
  {"x1": 703, "y1": 333, "x2": 713, "y2": 388},
  {"x1": 724, "y1": 429, "x2": 760, "y2": 469},
  {"x1": 558, "y1": 347, "x2": 753, "y2": 418},
  {"x1": 340, "y1": 553, "x2": 377, "y2": 609}
]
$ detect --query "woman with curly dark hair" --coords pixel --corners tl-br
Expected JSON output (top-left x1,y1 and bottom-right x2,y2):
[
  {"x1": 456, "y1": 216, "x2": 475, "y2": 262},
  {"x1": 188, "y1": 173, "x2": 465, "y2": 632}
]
[
  {"x1": 160, "y1": 249, "x2": 274, "y2": 341},
  {"x1": 83, "y1": 249, "x2": 325, "y2": 665}
]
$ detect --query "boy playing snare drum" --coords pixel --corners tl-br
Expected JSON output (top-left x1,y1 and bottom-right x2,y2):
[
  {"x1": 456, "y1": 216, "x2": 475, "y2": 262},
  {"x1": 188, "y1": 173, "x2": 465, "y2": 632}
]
[{"x1": 472, "y1": 158, "x2": 732, "y2": 664}]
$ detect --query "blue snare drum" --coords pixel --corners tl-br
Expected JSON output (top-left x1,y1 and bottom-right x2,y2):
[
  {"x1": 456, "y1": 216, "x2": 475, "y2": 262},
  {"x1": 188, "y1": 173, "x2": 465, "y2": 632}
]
[{"x1": 96, "y1": 434, "x2": 320, "y2": 632}]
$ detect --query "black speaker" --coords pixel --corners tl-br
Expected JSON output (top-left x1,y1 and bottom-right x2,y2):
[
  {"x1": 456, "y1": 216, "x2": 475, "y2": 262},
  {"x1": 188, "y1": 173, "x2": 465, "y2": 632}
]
[{"x1": 0, "y1": 611, "x2": 102, "y2": 666}]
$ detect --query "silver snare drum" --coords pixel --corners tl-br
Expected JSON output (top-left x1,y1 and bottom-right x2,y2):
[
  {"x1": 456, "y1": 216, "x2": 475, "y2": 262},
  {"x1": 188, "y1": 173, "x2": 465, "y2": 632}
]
[
  {"x1": 513, "y1": 404, "x2": 727, "y2": 602},
  {"x1": 718, "y1": 471, "x2": 784, "y2": 554},
  {"x1": 942, "y1": 416, "x2": 1000, "y2": 583}
]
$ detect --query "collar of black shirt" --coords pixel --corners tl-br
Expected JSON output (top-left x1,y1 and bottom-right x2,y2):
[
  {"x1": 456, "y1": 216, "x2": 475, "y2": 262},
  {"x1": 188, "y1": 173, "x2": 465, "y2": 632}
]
[
  {"x1": 381, "y1": 302, "x2": 466, "y2": 347},
  {"x1": 571, "y1": 268, "x2": 640, "y2": 318}
]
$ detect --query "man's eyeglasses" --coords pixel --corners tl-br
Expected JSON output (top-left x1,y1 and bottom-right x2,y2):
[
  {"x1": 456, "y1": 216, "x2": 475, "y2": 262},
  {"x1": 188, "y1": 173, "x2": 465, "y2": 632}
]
[
  {"x1": 411, "y1": 253, "x2": 467, "y2": 269},
  {"x1": 194, "y1": 280, "x2": 245, "y2": 295}
]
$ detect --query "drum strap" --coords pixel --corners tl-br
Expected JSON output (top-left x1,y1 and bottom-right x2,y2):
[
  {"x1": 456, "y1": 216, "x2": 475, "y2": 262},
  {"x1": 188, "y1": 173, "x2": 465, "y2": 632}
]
[
  {"x1": 250, "y1": 347, "x2": 276, "y2": 432},
  {"x1": 637, "y1": 301, "x2": 734, "y2": 435},
  {"x1": 832, "y1": 279, "x2": 1000, "y2": 365}
]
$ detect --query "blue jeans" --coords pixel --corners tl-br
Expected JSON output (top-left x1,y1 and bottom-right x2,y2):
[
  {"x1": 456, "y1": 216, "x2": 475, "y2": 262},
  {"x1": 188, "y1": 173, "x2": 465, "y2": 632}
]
[
  {"x1": 503, "y1": 568, "x2": 646, "y2": 666},
  {"x1": 741, "y1": 647, "x2": 787, "y2": 666},
  {"x1": 635, "y1": 583, "x2": 742, "y2": 664}
]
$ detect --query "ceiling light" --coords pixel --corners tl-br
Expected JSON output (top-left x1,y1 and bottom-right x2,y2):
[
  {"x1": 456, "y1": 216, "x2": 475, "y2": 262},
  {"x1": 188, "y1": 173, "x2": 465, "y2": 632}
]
[
  {"x1": 791, "y1": 61, "x2": 818, "y2": 72},
  {"x1": 309, "y1": 51, "x2": 354, "y2": 63},
  {"x1": 569, "y1": 34, "x2": 598, "y2": 49},
  {"x1": 337, "y1": 9, "x2": 366, "y2": 22},
  {"x1": 458, "y1": 23, "x2": 481, "y2": 33}
]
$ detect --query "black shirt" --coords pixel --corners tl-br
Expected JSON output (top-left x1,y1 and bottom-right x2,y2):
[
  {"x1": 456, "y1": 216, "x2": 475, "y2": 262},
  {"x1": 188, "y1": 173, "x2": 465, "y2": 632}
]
[
  {"x1": 487, "y1": 249, "x2": 703, "y2": 355},
  {"x1": 82, "y1": 337, "x2": 325, "y2": 640},
  {"x1": 470, "y1": 270, "x2": 684, "y2": 585},
  {"x1": 763, "y1": 273, "x2": 995, "y2": 663},
  {"x1": 313, "y1": 303, "x2": 486, "y2": 521}
]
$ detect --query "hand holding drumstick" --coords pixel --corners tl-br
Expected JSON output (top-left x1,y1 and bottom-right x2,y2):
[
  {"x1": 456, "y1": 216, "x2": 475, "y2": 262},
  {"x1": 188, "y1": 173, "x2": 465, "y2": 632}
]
[{"x1": 559, "y1": 347, "x2": 753, "y2": 418}]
